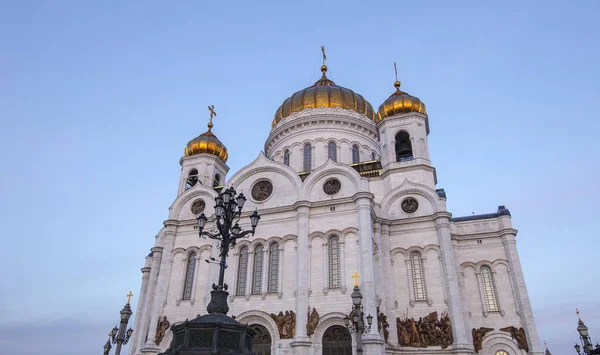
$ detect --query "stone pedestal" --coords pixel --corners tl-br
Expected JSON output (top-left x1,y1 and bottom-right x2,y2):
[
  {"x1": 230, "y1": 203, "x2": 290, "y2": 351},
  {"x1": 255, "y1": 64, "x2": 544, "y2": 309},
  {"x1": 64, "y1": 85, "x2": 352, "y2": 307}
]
[{"x1": 290, "y1": 337, "x2": 312, "y2": 355}]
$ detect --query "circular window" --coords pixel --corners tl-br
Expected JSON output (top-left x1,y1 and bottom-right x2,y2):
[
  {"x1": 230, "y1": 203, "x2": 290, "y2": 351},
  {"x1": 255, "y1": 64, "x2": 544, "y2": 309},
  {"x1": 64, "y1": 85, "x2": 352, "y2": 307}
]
[
  {"x1": 251, "y1": 180, "x2": 273, "y2": 201},
  {"x1": 401, "y1": 197, "x2": 419, "y2": 213},
  {"x1": 191, "y1": 199, "x2": 206, "y2": 215},
  {"x1": 323, "y1": 178, "x2": 341, "y2": 195}
]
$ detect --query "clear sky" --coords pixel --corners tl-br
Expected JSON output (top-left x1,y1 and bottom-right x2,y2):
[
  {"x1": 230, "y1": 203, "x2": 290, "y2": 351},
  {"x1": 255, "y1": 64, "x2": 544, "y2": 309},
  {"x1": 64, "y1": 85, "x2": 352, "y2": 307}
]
[{"x1": 1, "y1": 1, "x2": 598, "y2": 354}]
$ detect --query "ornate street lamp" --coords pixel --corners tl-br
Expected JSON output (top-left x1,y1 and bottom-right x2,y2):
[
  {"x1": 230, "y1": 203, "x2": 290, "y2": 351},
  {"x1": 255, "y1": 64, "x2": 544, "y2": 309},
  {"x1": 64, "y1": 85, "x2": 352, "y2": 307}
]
[
  {"x1": 343, "y1": 271, "x2": 373, "y2": 354},
  {"x1": 197, "y1": 187, "x2": 259, "y2": 314},
  {"x1": 574, "y1": 309, "x2": 600, "y2": 355},
  {"x1": 105, "y1": 292, "x2": 134, "y2": 355}
]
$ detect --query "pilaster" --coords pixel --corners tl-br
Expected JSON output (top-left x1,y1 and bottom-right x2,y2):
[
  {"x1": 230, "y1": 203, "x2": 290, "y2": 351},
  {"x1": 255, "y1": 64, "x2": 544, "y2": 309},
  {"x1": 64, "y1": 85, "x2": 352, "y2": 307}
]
[
  {"x1": 129, "y1": 263, "x2": 151, "y2": 355},
  {"x1": 134, "y1": 246, "x2": 162, "y2": 355},
  {"x1": 291, "y1": 202, "x2": 311, "y2": 353},
  {"x1": 379, "y1": 223, "x2": 398, "y2": 344}
]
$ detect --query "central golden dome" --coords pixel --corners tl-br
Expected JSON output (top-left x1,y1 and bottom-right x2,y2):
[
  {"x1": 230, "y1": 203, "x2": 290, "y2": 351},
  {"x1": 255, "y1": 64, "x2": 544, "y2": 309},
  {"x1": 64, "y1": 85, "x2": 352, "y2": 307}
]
[{"x1": 272, "y1": 65, "x2": 376, "y2": 128}]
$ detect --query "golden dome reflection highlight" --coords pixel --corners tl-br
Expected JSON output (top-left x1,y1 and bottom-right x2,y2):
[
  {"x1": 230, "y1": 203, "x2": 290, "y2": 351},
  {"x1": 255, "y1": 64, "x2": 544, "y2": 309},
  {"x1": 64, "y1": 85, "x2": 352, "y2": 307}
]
[
  {"x1": 184, "y1": 106, "x2": 228, "y2": 162},
  {"x1": 376, "y1": 79, "x2": 427, "y2": 123},
  {"x1": 272, "y1": 64, "x2": 376, "y2": 128}
]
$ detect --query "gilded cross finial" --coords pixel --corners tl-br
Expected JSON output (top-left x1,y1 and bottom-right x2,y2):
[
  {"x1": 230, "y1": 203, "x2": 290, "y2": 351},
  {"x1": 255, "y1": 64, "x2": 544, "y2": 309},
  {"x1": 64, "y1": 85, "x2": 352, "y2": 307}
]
[
  {"x1": 393, "y1": 62, "x2": 401, "y2": 90},
  {"x1": 208, "y1": 105, "x2": 216, "y2": 131},
  {"x1": 126, "y1": 291, "x2": 133, "y2": 305},
  {"x1": 351, "y1": 271, "x2": 360, "y2": 287},
  {"x1": 577, "y1": 308, "x2": 582, "y2": 321},
  {"x1": 321, "y1": 46, "x2": 327, "y2": 66}
]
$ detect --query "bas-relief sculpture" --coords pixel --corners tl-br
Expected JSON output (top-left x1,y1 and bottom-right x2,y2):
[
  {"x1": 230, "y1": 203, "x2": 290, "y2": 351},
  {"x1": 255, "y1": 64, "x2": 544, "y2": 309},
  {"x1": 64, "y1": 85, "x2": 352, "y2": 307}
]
[
  {"x1": 472, "y1": 327, "x2": 494, "y2": 352},
  {"x1": 396, "y1": 311, "x2": 453, "y2": 349},
  {"x1": 270, "y1": 310, "x2": 296, "y2": 339},
  {"x1": 155, "y1": 316, "x2": 170, "y2": 345},
  {"x1": 306, "y1": 307, "x2": 320, "y2": 336},
  {"x1": 501, "y1": 326, "x2": 529, "y2": 352}
]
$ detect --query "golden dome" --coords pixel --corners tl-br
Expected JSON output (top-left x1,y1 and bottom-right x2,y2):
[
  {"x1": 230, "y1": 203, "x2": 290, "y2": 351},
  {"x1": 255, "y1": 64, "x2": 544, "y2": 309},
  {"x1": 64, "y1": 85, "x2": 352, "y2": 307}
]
[
  {"x1": 376, "y1": 80, "x2": 426, "y2": 123},
  {"x1": 272, "y1": 65, "x2": 376, "y2": 128},
  {"x1": 184, "y1": 122, "x2": 228, "y2": 162}
]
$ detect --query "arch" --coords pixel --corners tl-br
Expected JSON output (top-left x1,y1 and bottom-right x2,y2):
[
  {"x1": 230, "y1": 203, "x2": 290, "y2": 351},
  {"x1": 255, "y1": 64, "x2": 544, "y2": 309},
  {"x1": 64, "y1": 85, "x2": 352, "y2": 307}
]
[
  {"x1": 236, "y1": 246, "x2": 249, "y2": 296},
  {"x1": 312, "y1": 312, "x2": 349, "y2": 353},
  {"x1": 185, "y1": 168, "x2": 199, "y2": 190},
  {"x1": 352, "y1": 144, "x2": 360, "y2": 164},
  {"x1": 303, "y1": 142, "x2": 312, "y2": 171},
  {"x1": 301, "y1": 159, "x2": 367, "y2": 198},
  {"x1": 481, "y1": 265, "x2": 499, "y2": 312},
  {"x1": 395, "y1": 130, "x2": 413, "y2": 162},
  {"x1": 379, "y1": 179, "x2": 441, "y2": 219},
  {"x1": 322, "y1": 325, "x2": 352, "y2": 355},
  {"x1": 251, "y1": 324, "x2": 272, "y2": 355},
  {"x1": 283, "y1": 149, "x2": 290, "y2": 166},
  {"x1": 168, "y1": 185, "x2": 219, "y2": 220},
  {"x1": 281, "y1": 234, "x2": 298, "y2": 245},
  {"x1": 182, "y1": 251, "x2": 197, "y2": 300},
  {"x1": 481, "y1": 332, "x2": 523, "y2": 355},
  {"x1": 327, "y1": 235, "x2": 342, "y2": 289},
  {"x1": 252, "y1": 245, "x2": 265, "y2": 295},
  {"x1": 328, "y1": 141, "x2": 337, "y2": 162},
  {"x1": 267, "y1": 242, "x2": 280, "y2": 293},
  {"x1": 213, "y1": 173, "x2": 221, "y2": 188},
  {"x1": 236, "y1": 310, "x2": 280, "y2": 342},
  {"x1": 409, "y1": 251, "x2": 427, "y2": 302}
]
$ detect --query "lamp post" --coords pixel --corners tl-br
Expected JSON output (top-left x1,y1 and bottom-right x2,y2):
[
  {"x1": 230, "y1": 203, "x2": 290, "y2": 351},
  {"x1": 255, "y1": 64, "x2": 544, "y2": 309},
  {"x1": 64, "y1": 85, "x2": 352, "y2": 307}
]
[
  {"x1": 106, "y1": 292, "x2": 134, "y2": 355},
  {"x1": 574, "y1": 309, "x2": 600, "y2": 355},
  {"x1": 343, "y1": 271, "x2": 373, "y2": 354},
  {"x1": 196, "y1": 186, "x2": 260, "y2": 314}
]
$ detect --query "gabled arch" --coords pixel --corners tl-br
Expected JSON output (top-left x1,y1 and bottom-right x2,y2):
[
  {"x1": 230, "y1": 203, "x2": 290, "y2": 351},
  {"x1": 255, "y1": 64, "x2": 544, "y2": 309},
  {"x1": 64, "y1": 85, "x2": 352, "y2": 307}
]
[
  {"x1": 379, "y1": 179, "x2": 441, "y2": 219},
  {"x1": 311, "y1": 312, "x2": 353, "y2": 351},
  {"x1": 236, "y1": 310, "x2": 280, "y2": 343},
  {"x1": 168, "y1": 184, "x2": 219, "y2": 220},
  {"x1": 300, "y1": 158, "x2": 367, "y2": 199}
]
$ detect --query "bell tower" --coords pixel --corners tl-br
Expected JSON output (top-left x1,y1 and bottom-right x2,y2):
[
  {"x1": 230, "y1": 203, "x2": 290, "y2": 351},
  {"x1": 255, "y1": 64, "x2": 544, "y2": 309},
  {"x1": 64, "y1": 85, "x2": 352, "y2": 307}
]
[{"x1": 177, "y1": 106, "x2": 229, "y2": 195}]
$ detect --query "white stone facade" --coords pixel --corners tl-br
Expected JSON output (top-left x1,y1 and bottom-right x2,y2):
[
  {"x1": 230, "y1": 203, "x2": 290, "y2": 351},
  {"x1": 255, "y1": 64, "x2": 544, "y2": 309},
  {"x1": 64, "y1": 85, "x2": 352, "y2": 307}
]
[{"x1": 130, "y1": 102, "x2": 542, "y2": 355}]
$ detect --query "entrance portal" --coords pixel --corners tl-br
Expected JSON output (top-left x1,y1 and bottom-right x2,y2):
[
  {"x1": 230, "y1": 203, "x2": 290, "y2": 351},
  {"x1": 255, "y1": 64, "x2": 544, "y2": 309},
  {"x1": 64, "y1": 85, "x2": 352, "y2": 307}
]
[
  {"x1": 322, "y1": 325, "x2": 352, "y2": 355},
  {"x1": 251, "y1": 324, "x2": 272, "y2": 355}
]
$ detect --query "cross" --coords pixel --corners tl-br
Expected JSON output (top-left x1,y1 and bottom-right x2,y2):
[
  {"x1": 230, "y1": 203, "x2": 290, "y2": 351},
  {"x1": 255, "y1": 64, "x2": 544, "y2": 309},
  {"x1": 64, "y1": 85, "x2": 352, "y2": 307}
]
[
  {"x1": 394, "y1": 62, "x2": 398, "y2": 82},
  {"x1": 126, "y1": 291, "x2": 134, "y2": 305},
  {"x1": 208, "y1": 105, "x2": 217, "y2": 124},
  {"x1": 321, "y1": 46, "x2": 327, "y2": 66},
  {"x1": 351, "y1": 271, "x2": 360, "y2": 287},
  {"x1": 576, "y1": 308, "x2": 581, "y2": 321}
]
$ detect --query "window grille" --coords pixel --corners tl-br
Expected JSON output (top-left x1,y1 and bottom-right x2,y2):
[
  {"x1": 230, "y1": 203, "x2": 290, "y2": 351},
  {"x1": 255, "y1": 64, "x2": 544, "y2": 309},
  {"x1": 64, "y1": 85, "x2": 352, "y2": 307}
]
[
  {"x1": 284, "y1": 150, "x2": 290, "y2": 166},
  {"x1": 182, "y1": 253, "x2": 196, "y2": 300},
  {"x1": 328, "y1": 236, "x2": 341, "y2": 289},
  {"x1": 236, "y1": 247, "x2": 249, "y2": 296},
  {"x1": 303, "y1": 143, "x2": 312, "y2": 171},
  {"x1": 252, "y1": 245, "x2": 264, "y2": 295},
  {"x1": 267, "y1": 243, "x2": 279, "y2": 293},
  {"x1": 352, "y1": 145, "x2": 360, "y2": 164},
  {"x1": 328, "y1": 141, "x2": 337, "y2": 162},
  {"x1": 481, "y1": 266, "x2": 499, "y2": 312},
  {"x1": 410, "y1": 252, "x2": 427, "y2": 301}
]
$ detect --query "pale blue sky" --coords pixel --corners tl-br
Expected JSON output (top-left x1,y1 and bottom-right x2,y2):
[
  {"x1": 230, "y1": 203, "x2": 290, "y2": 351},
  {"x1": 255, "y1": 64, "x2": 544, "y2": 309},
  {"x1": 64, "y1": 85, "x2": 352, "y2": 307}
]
[{"x1": 1, "y1": 1, "x2": 598, "y2": 355}]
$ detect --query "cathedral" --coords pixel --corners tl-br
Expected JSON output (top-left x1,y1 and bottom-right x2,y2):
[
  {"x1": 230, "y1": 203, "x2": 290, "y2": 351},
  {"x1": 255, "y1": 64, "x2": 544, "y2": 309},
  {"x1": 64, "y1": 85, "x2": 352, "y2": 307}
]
[{"x1": 129, "y1": 57, "x2": 542, "y2": 355}]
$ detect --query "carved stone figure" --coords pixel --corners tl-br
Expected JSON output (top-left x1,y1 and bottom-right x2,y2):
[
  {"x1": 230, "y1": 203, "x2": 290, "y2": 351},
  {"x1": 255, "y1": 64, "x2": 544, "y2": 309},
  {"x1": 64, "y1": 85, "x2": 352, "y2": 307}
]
[
  {"x1": 270, "y1": 310, "x2": 296, "y2": 339},
  {"x1": 377, "y1": 308, "x2": 390, "y2": 342},
  {"x1": 323, "y1": 178, "x2": 341, "y2": 195},
  {"x1": 401, "y1": 197, "x2": 419, "y2": 213},
  {"x1": 472, "y1": 327, "x2": 494, "y2": 352},
  {"x1": 501, "y1": 326, "x2": 529, "y2": 352},
  {"x1": 155, "y1": 316, "x2": 170, "y2": 344},
  {"x1": 395, "y1": 311, "x2": 453, "y2": 349},
  {"x1": 306, "y1": 307, "x2": 320, "y2": 336},
  {"x1": 252, "y1": 180, "x2": 273, "y2": 201}
]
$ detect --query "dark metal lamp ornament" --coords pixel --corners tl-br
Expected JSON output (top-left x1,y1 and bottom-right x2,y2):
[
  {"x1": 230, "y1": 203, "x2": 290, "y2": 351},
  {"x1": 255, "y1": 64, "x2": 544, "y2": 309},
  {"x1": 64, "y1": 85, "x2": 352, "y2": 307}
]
[{"x1": 343, "y1": 271, "x2": 373, "y2": 354}]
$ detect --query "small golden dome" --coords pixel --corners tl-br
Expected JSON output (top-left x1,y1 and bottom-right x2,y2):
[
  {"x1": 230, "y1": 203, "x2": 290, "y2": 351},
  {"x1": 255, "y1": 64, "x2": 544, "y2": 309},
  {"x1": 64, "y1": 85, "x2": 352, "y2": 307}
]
[
  {"x1": 184, "y1": 122, "x2": 228, "y2": 162},
  {"x1": 376, "y1": 80, "x2": 426, "y2": 123},
  {"x1": 272, "y1": 65, "x2": 376, "y2": 128}
]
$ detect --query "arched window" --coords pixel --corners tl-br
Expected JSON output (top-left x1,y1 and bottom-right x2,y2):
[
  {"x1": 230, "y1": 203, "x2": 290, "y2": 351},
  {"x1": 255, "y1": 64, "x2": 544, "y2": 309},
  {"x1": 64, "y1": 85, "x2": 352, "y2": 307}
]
[
  {"x1": 410, "y1": 252, "x2": 427, "y2": 301},
  {"x1": 328, "y1": 141, "x2": 337, "y2": 162},
  {"x1": 185, "y1": 169, "x2": 199, "y2": 190},
  {"x1": 371, "y1": 152, "x2": 376, "y2": 161},
  {"x1": 328, "y1": 236, "x2": 341, "y2": 289},
  {"x1": 236, "y1": 247, "x2": 249, "y2": 296},
  {"x1": 252, "y1": 245, "x2": 264, "y2": 295},
  {"x1": 395, "y1": 131, "x2": 413, "y2": 162},
  {"x1": 303, "y1": 143, "x2": 312, "y2": 172},
  {"x1": 213, "y1": 173, "x2": 221, "y2": 188},
  {"x1": 352, "y1": 145, "x2": 360, "y2": 164},
  {"x1": 283, "y1": 150, "x2": 290, "y2": 166},
  {"x1": 182, "y1": 252, "x2": 196, "y2": 300},
  {"x1": 481, "y1": 266, "x2": 499, "y2": 312},
  {"x1": 268, "y1": 243, "x2": 279, "y2": 293}
]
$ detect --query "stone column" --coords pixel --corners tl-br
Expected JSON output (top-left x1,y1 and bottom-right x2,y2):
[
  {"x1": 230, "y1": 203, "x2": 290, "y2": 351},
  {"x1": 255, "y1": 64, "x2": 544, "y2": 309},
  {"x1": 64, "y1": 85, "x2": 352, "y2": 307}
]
[
  {"x1": 355, "y1": 194, "x2": 383, "y2": 353},
  {"x1": 291, "y1": 202, "x2": 311, "y2": 354},
  {"x1": 379, "y1": 223, "x2": 398, "y2": 344},
  {"x1": 134, "y1": 246, "x2": 162, "y2": 355},
  {"x1": 339, "y1": 239, "x2": 347, "y2": 293},
  {"x1": 142, "y1": 222, "x2": 177, "y2": 355},
  {"x1": 245, "y1": 250, "x2": 255, "y2": 299},
  {"x1": 322, "y1": 241, "x2": 328, "y2": 294},
  {"x1": 261, "y1": 247, "x2": 269, "y2": 298},
  {"x1": 500, "y1": 221, "x2": 542, "y2": 355},
  {"x1": 277, "y1": 245, "x2": 284, "y2": 298},
  {"x1": 433, "y1": 213, "x2": 471, "y2": 352},
  {"x1": 129, "y1": 260, "x2": 152, "y2": 355}
]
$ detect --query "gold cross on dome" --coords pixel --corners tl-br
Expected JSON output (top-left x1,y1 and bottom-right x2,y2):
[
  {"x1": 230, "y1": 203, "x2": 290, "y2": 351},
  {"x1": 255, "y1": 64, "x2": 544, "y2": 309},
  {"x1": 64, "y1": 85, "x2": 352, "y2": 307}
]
[
  {"x1": 394, "y1": 62, "x2": 398, "y2": 82},
  {"x1": 126, "y1": 291, "x2": 134, "y2": 305},
  {"x1": 351, "y1": 271, "x2": 360, "y2": 287},
  {"x1": 321, "y1": 46, "x2": 327, "y2": 66},
  {"x1": 208, "y1": 105, "x2": 217, "y2": 124},
  {"x1": 577, "y1": 308, "x2": 581, "y2": 321}
]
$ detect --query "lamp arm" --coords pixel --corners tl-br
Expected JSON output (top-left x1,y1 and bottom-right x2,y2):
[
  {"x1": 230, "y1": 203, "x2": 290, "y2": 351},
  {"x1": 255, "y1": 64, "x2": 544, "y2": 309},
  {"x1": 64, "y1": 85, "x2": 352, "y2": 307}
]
[
  {"x1": 232, "y1": 230, "x2": 254, "y2": 241},
  {"x1": 200, "y1": 231, "x2": 222, "y2": 240}
]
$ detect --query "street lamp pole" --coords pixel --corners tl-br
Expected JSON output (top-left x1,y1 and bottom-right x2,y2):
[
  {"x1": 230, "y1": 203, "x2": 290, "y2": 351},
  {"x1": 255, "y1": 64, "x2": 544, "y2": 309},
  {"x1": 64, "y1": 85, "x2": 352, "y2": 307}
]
[
  {"x1": 574, "y1": 309, "x2": 600, "y2": 355},
  {"x1": 343, "y1": 271, "x2": 373, "y2": 354},
  {"x1": 107, "y1": 292, "x2": 134, "y2": 355},
  {"x1": 196, "y1": 186, "x2": 260, "y2": 314}
]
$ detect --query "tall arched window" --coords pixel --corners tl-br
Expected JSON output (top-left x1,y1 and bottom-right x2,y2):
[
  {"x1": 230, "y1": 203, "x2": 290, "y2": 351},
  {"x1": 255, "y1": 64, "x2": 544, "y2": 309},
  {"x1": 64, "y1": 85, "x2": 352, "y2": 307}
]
[
  {"x1": 303, "y1": 143, "x2": 312, "y2": 171},
  {"x1": 328, "y1": 141, "x2": 337, "y2": 162},
  {"x1": 213, "y1": 173, "x2": 221, "y2": 188},
  {"x1": 283, "y1": 150, "x2": 290, "y2": 166},
  {"x1": 395, "y1": 131, "x2": 413, "y2": 162},
  {"x1": 252, "y1": 245, "x2": 264, "y2": 295},
  {"x1": 236, "y1": 247, "x2": 249, "y2": 296},
  {"x1": 268, "y1": 243, "x2": 279, "y2": 293},
  {"x1": 371, "y1": 152, "x2": 376, "y2": 161},
  {"x1": 410, "y1": 252, "x2": 427, "y2": 301},
  {"x1": 352, "y1": 145, "x2": 360, "y2": 164},
  {"x1": 185, "y1": 169, "x2": 199, "y2": 190},
  {"x1": 328, "y1": 236, "x2": 341, "y2": 289},
  {"x1": 182, "y1": 252, "x2": 197, "y2": 300},
  {"x1": 481, "y1": 266, "x2": 499, "y2": 312}
]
